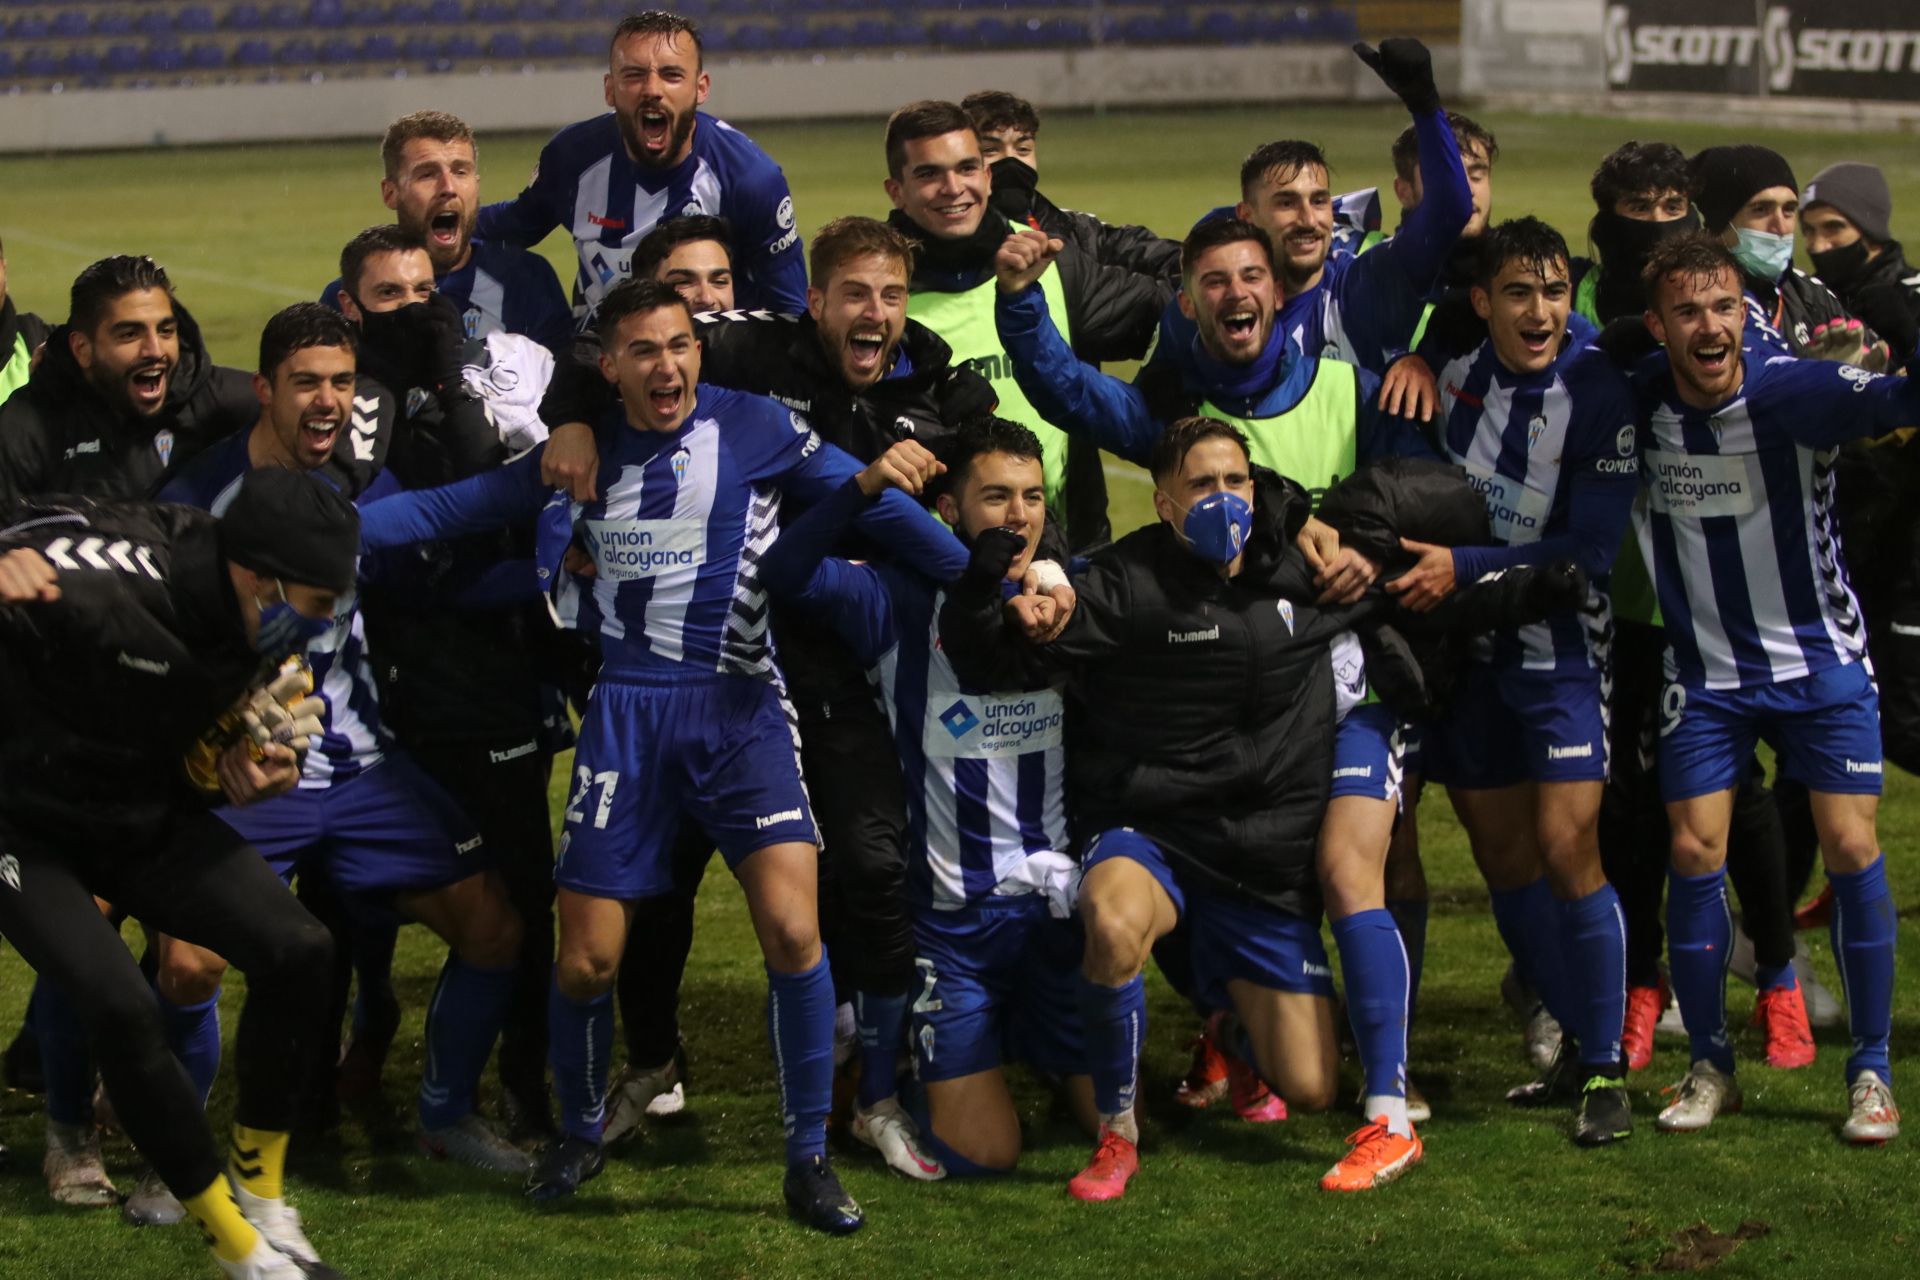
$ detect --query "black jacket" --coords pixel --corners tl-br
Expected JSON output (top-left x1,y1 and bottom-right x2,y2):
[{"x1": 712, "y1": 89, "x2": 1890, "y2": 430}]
[
  {"x1": 0, "y1": 297, "x2": 49, "y2": 381},
  {"x1": 0, "y1": 302, "x2": 256, "y2": 513},
  {"x1": 1744, "y1": 265, "x2": 1856, "y2": 356},
  {"x1": 1817, "y1": 240, "x2": 1920, "y2": 367},
  {"x1": 889, "y1": 208, "x2": 1172, "y2": 551},
  {"x1": 0, "y1": 499, "x2": 264, "y2": 847},
  {"x1": 989, "y1": 160, "x2": 1182, "y2": 286}
]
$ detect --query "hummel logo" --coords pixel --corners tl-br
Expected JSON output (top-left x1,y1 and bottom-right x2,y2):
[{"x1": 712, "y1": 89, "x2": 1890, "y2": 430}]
[
  {"x1": 0, "y1": 854, "x2": 19, "y2": 892},
  {"x1": 1547, "y1": 742, "x2": 1594, "y2": 760},
  {"x1": 1846, "y1": 759, "x2": 1883, "y2": 774},
  {"x1": 488, "y1": 740, "x2": 539, "y2": 764},
  {"x1": 116, "y1": 651, "x2": 170, "y2": 676},
  {"x1": 755, "y1": 808, "x2": 804, "y2": 831},
  {"x1": 456, "y1": 835, "x2": 484, "y2": 854}
]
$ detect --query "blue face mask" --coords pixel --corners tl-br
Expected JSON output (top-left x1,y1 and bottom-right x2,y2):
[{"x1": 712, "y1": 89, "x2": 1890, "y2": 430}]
[
  {"x1": 254, "y1": 581, "x2": 331, "y2": 656},
  {"x1": 1175, "y1": 490, "x2": 1253, "y2": 564},
  {"x1": 1730, "y1": 226, "x2": 1794, "y2": 282}
]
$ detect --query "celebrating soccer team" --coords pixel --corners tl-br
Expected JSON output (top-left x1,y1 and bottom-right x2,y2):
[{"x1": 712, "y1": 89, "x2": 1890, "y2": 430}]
[{"x1": 0, "y1": 10, "x2": 1914, "y2": 1278}]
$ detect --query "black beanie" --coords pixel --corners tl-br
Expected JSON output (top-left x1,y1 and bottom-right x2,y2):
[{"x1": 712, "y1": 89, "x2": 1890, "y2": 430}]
[
  {"x1": 1802, "y1": 162, "x2": 1893, "y2": 245},
  {"x1": 1688, "y1": 146, "x2": 1798, "y2": 233},
  {"x1": 218, "y1": 467, "x2": 360, "y2": 593}
]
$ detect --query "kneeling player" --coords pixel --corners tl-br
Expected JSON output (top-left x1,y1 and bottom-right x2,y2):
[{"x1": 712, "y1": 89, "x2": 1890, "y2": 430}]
[
  {"x1": 763, "y1": 419, "x2": 1095, "y2": 1175},
  {"x1": 356, "y1": 279, "x2": 972, "y2": 1231}
]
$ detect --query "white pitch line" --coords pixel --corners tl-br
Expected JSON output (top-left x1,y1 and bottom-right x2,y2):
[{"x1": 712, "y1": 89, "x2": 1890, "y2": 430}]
[{"x1": 4, "y1": 230, "x2": 312, "y2": 301}]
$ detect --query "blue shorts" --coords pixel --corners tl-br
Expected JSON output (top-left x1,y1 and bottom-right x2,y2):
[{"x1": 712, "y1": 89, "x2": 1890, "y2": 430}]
[
  {"x1": 219, "y1": 753, "x2": 484, "y2": 913},
  {"x1": 1659, "y1": 662, "x2": 1882, "y2": 802},
  {"x1": 1331, "y1": 704, "x2": 1407, "y2": 806},
  {"x1": 554, "y1": 674, "x2": 816, "y2": 900},
  {"x1": 1426, "y1": 662, "x2": 1609, "y2": 789},
  {"x1": 908, "y1": 895, "x2": 1084, "y2": 1083},
  {"x1": 1081, "y1": 828, "x2": 1333, "y2": 1010}
]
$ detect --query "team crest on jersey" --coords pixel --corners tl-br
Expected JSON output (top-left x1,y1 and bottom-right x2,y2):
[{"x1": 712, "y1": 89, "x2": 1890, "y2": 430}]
[
  {"x1": 1320, "y1": 341, "x2": 1341, "y2": 359},
  {"x1": 789, "y1": 409, "x2": 810, "y2": 435},
  {"x1": 406, "y1": 387, "x2": 433, "y2": 418},
  {"x1": 776, "y1": 196, "x2": 795, "y2": 231},
  {"x1": 894, "y1": 415, "x2": 917, "y2": 437},
  {"x1": 670, "y1": 447, "x2": 692, "y2": 483},
  {"x1": 681, "y1": 201, "x2": 704, "y2": 218},
  {"x1": 1526, "y1": 414, "x2": 1548, "y2": 452},
  {"x1": 462, "y1": 306, "x2": 482, "y2": 340},
  {"x1": 1708, "y1": 415, "x2": 1725, "y2": 442},
  {"x1": 1277, "y1": 599, "x2": 1295, "y2": 635},
  {"x1": 153, "y1": 428, "x2": 175, "y2": 466},
  {"x1": 1615, "y1": 425, "x2": 1635, "y2": 456},
  {"x1": 1839, "y1": 364, "x2": 1881, "y2": 392}
]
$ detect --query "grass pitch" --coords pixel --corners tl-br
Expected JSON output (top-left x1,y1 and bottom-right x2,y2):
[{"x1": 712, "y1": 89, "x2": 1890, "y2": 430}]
[{"x1": 2, "y1": 104, "x2": 1919, "y2": 1278}]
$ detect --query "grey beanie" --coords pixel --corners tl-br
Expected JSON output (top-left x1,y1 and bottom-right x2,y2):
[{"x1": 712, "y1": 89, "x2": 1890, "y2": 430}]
[{"x1": 1802, "y1": 162, "x2": 1893, "y2": 244}]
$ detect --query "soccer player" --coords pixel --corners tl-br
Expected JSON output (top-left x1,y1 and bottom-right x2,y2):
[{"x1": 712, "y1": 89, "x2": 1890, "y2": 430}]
[
  {"x1": 1336, "y1": 111, "x2": 1496, "y2": 272},
  {"x1": 0, "y1": 255, "x2": 255, "y2": 508},
  {"x1": 161, "y1": 304, "x2": 533, "y2": 1178},
  {"x1": 355, "y1": 278, "x2": 973, "y2": 1230},
  {"x1": 478, "y1": 10, "x2": 805, "y2": 324},
  {"x1": 1689, "y1": 145, "x2": 1880, "y2": 366},
  {"x1": 1574, "y1": 141, "x2": 1698, "y2": 328},
  {"x1": 961, "y1": 89, "x2": 1182, "y2": 284},
  {"x1": 1633, "y1": 233, "x2": 1906, "y2": 1143},
  {"x1": 318, "y1": 111, "x2": 573, "y2": 354},
  {"x1": 0, "y1": 467, "x2": 354, "y2": 1279},
  {"x1": 1407, "y1": 218, "x2": 1639, "y2": 1145},
  {"x1": 1799, "y1": 163, "x2": 1920, "y2": 365},
  {"x1": 763, "y1": 420, "x2": 1093, "y2": 1177},
  {"x1": 994, "y1": 214, "x2": 1434, "y2": 1180},
  {"x1": 881, "y1": 98, "x2": 1169, "y2": 549},
  {"x1": 635, "y1": 213, "x2": 737, "y2": 315},
  {"x1": 0, "y1": 233, "x2": 49, "y2": 406}
]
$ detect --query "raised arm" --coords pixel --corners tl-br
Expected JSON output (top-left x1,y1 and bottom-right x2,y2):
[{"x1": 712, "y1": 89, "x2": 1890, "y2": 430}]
[{"x1": 357, "y1": 443, "x2": 550, "y2": 551}]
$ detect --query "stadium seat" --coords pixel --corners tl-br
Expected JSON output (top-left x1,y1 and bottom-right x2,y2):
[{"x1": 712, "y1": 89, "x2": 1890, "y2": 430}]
[
  {"x1": 568, "y1": 29, "x2": 600, "y2": 57},
  {"x1": 9, "y1": 14, "x2": 48, "y2": 39},
  {"x1": 234, "y1": 37, "x2": 272, "y2": 66},
  {"x1": 346, "y1": 2, "x2": 388, "y2": 25},
  {"x1": 225, "y1": 4, "x2": 264, "y2": 31},
  {"x1": 276, "y1": 36, "x2": 317, "y2": 64},
  {"x1": 732, "y1": 23, "x2": 770, "y2": 52},
  {"x1": 550, "y1": 0, "x2": 587, "y2": 17},
  {"x1": 49, "y1": 11, "x2": 88, "y2": 37},
  {"x1": 104, "y1": 42, "x2": 143, "y2": 74},
  {"x1": 515, "y1": 0, "x2": 552, "y2": 21},
  {"x1": 146, "y1": 42, "x2": 187, "y2": 73},
  {"x1": 472, "y1": 0, "x2": 513, "y2": 23},
  {"x1": 427, "y1": 0, "x2": 463, "y2": 24},
  {"x1": 440, "y1": 33, "x2": 479, "y2": 60},
  {"x1": 486, "y1": 31, "x2": 525, "y2": 58},
  {"x1": 95, "y1": 12, "x2": 135, "y2": 36},
  {"x1": 21, "y1": 49, "x2": 59, "y2": 79},
  {"x1": 264, "y1": 3, "x2": 305, "y2": 30},
  {"x1": 389, "y1": 1, "x2": 425, "y2": 24},
  {"x1": 178, "y1": 6, "x2": 217, "y2": 34},
  {"x1": 362, "y1": 32, "x2": 398, "y2": 59},
  {"x1": 318, "y1": 35, "x2": 356, "y2": 63},
  {"x1": 776, "y1": 20, "x2": 813, "y2": 50},
  {"x1": 0, "y1": 50, "x2": 15, "y2": 81},
  {"x1": 63, "y1": 47, "x2": 103, "y2": 76},
  {"x1": 139, "y1": 10, "x2": 175, "y2": 35},
  {"x1": 187, "y1": 41, "x2": 226, "y2": 70},
  {"x1": 847, "y1": 18, "x2": 887, "y2": 47},
  {"x1": 528, "y1": 32, "x2": 567, "y2": 57}
]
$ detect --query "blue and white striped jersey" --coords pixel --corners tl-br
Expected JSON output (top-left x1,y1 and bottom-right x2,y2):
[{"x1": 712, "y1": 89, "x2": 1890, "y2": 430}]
[
  {"x1": 477, "y1": 111, "x2": 805, "y2": 327},
  {"x1": 761, "y1": 479, "x2": 1069, "y2": 911},
  {"x1": 1425, "y1": 335, "x2": 1640, "y2": 671},
  {"x1": 355, "y1": 385, "x2": 967, "y2": 682},
  {"x1": 158, "y1": 433, "x2": 396, "y2": 789},
  {"x1": 1634, "y1": 353, "x2": 1920, "y2": 691}
]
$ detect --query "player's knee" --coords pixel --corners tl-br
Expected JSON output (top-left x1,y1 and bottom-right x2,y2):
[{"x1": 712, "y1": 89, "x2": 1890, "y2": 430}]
[
  {"x1": 1822, "y1": 825, "x2": 1881, "y2": 874},
  {"x1": 1668, "y1": 827, "x2": 1724, "y2": 877},
  {"x1": 457, "y1": 895, "x2": 523, "y2": 970},
  {"x1": 930, "y1": 1123, "x2": 1019, "y2": 1174},
  {"x1": 555, "y1": 950, "x2": 618, "y2": 1001},
  {"x1": 759, "y1": 916, "x2": 821, "y2": 975},
  {"x1": 158, "y1": 950, "x2": 227, "y2": 1005}
]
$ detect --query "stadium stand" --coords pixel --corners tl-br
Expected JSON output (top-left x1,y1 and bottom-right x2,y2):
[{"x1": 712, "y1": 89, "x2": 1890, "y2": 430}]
[{"x1": 0, "y1": 0, "x2": 1431, "y2": 92}]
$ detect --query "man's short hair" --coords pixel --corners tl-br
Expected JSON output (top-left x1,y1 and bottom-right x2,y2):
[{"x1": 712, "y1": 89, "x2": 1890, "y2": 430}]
[
  {"x1": 933, "y1": 415, "x2": 1044, "y2": 498},
  {"x1": 339, "y1": 224, "x2": 430, "y2": 299},
  {"x1": 1641, "y1": 231, "x2": 1742, "y2": 309},
  {"x1": 611, "y1": 9, "x2": 702, "y2": 64},
  {"x1": 1239, "y1": 140, "x2": 1329, "y2": 199},
  {"x1": 1590, "y1": 140, "x2": 1690, "y2": 214},
  {"x1": 1474, "y1": 216, "x2": 1570, "y2": 289},
  {"x1": 809, "y1": 216, "x2": 917, "y2": 288},
  {"x1": 884, "y1": 100, "x2": 976, "y2": 180},
  {"x1": 380, "y1": 110, "x2": 475, "y2": 184},
  {"x1": 69, "y1": 255, "x2": 172, "y2": 336},
  {"x1": 960, "y1": 90, "x2": 1039, "y2": 139},
  {"x1": 595, "y1": 277, "x2": 692, "y2": 350},
  {"x1": 1390, "y1": 111, "x2": 1498, "y2": 186},
  {"x1": 1149, "y1": 415, "x2": 1250, "y2": 485},
  {"x1": 634, "y1": 215, "x2": 735, "y2": 282},
  {"x1": 259, "y1": 303, "x2": 357, "y2": 379},
  {"x1": 1181, "y1": 217, "x2": 1273, "y2": 283}
]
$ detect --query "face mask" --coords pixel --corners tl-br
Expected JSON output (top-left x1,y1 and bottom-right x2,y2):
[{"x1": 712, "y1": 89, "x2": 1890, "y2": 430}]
[
  {"x1": 1172, "y1": 490, "x2": 1253, "y2": 564},
  {"x1": 1809, "y1": 239, "x2": 1873, "y2": 296},
  {"x1": 1730, "y1": 226, "x2": 1794, "y2": 282},
  {"x1": 1591, "y1": 207, "x2": 1701, "y2": 278},
  {"x1": 254, "y1": 580, "x2": 331, "y2": 656},
  {"x1": 354, "y1": 301, "x2": 436, "y2": 383}
]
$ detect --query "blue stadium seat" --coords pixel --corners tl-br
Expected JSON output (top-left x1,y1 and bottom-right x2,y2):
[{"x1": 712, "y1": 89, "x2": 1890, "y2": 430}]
[
  {"x1": 95, "y1": 12, "x2": 135, "y2": 35},
  {"x1": 361, "y1": 32, "x2": 397, "y2": 59},
  {"x1": 146, "y1": 42, "x2": 187, "y2": 73},
  {"x1": 775, "y1": 20, "x2": 810, "y2": 50},
  {"x1": 550, "y1": 0, "x2": 587, "y2": 18},
  {"x1": 389, "y1": 1, "x2": 425, "y2": 24},
  {"x1": 63, "y1": 47, "x2": 103, "y2": 76},
  {"x1": 487, "y1": 31, "x2": 525, "y2": 58},
  {"x1": 234, "y1": 38, "x2": 273, "y2": 66},
  {"x1": 400, "y1": 33, "x2": 436, "y2": 60},
  {"x1": 0, "y1": 50, "x2": 15, "y2": 81},
  {"x1": 225, "y1": 4, "x2": 264, "y2": 31},
  {"x1": 428, "y1": 0, "x2": 463, "y2": 23},
  {"x1": 49, "y1": 11, "x2": 89, "y2": 37},
  {"x1": 346, "y1": 2, "x2": 387, "y2": 24},
  {"x1": 516, "y1": 0, "x2": 552, "y2": 21},
  {"x1": 9, "y1": 14, "x2": 48, "y2": 39},
  {"x1": 528, "y1": 32, "x2": 567, "y2": 57},
  {"x1": 887, "y1": 18, "x2": 925, "y2": 44},
  {"x1": 440, "y1": 33, "x2": 479, "y2": 60},
  {"x1": 187, "y1": 41, "x2": 226, "y2": 69},
  {"x1": 847, "y1": 18, "x2": 886, "y2": 47},
  {"x1": 178, "y1": 6, "x2": 217, "y2": 34},
  {"x1": 732, "y1": 22, "x2": 770, "y2": 52},
  {"x1": 569, "y1": 30, "x2": 600, "y2": 57},
  {"x1": 139, "y1": 10, "x2": 174, "y2": 35},
  {"x1": 21, "y1": 49, "x2": 60, "y2": 79},
  {"x1": 276, "y1": 36, "x2": 317, "y2": 64},
  {"x1": 105, "y1": 42, "x2": 143, "y2": 74},
  {"x1": 318, "y1": 35, "x2": 357, "y2": 63},
  {"x1": 472, "y1": 0, "x2": 512, "y2": 23},
  {"x1": 264, "y1": 3, "x2": 305, "y2": 30},
  {"x1": 310, "y1": 0, "x2": 346, "y2": 27}
]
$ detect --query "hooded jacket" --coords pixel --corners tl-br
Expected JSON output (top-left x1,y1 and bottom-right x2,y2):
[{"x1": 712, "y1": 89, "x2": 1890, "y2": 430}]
[
  {"x1": 0, "y1": 498, "x2": 264, "y2": 847},
  {"x1": 1, "y1": 296, "x2": 50, "y2": 407},
  {"x1": 0, "y1": 301, "x2": 256, "y2": 512}
]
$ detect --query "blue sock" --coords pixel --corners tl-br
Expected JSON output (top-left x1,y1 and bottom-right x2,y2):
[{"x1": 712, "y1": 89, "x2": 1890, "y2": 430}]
[
  {"x1": 1829, "y1": 855, "x2": 1895, "y2": 1086},
  {"x1": 1559, "y1": 885, "x2": 1628, "y2": 1072},
  {"x1": 34, "y1": 979, "x2": 94, "y2": 1128},
  {"x1": 767, "y1": 954, "x2": 836, "y2": 1166},
  {"x1": 547, "y1": 978, "x2": 613, "y2": 1143},
  {"x1": 853, "y1": 991, "x2": 907, "y2": 1109},
  {"x1": 419, "y1": 956, "x2": 515, "y2": 1129},
  {"x1": 349, "y1": 923, "x2": 400, "y2": 1041},
  {"x1": 1329, "y1": 910, "x2": 1408, "y2": 1105},
  {"x1": 1754, "y1": 960, "x2": 1797, "y2": 993},
  {"x1": 1075, "y1": 973, "x2": 1145, "y2": 1117},
  {"x1": 1489, "y1": 877, "x2": 1574, "y2": 1029},
  {"x1": 1667, "y1": 869, "x2": 1736, "y2": 1075},
  {"x1": 1387, "y1": 897, "x2": 1429, "y2": 1020},
  {"x1": 157, "y1": 986, "x2": 221, "y2": 1108}
]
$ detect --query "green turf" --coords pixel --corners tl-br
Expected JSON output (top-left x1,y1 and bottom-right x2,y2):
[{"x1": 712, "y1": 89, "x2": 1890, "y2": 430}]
[{"x1": 3, "y1": 106, "x2": 1919, "y2": 1279}]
